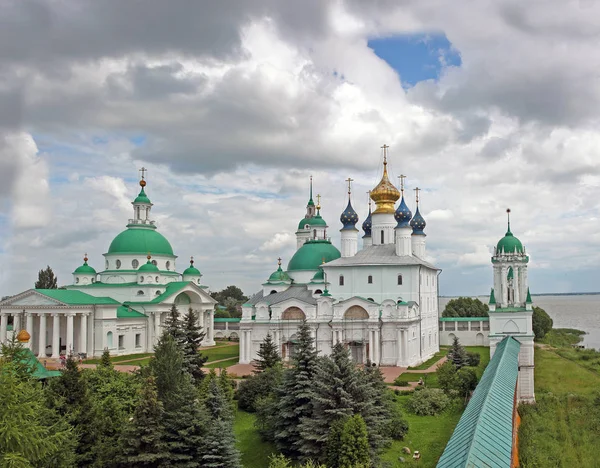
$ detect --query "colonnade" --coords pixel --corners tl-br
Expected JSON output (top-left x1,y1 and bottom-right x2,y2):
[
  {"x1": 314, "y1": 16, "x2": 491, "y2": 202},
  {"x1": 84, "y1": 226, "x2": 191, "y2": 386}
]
[
  {"x1": 0, "y1": 311, "x2": 90, "y2": 358},
  {"x1": 151, "y1": 309, "x2": 214, "y2": 347}
]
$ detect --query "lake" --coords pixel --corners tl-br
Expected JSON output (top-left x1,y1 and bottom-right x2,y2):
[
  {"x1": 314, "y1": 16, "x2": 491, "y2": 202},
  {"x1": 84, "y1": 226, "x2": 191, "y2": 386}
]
[{"x1": 439, "y1": 294, "x2": 600, "y2": 350}]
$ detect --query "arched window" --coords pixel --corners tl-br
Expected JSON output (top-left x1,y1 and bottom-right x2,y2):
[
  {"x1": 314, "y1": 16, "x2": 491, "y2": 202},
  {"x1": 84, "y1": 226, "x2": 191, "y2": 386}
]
[
  {"x1": 270, "y1": 290, "x2": 277, "y2": 295},
  {"x1": 197, "y1": 279, "x2": 201, "y2": 284},
  {"x1": 166, "y1": 261, "x2": 171, "y2": 270},
  {"x1": 344, "y1": 306, "x2": 369, "y2": 320},
  {"x1": 75, "y1": 277, "x2": 80, "y2": 284},
  {"x1": 155, "y1": 291, "x2": 161, "y2": 295},
  {"x1": 132, "y1": 259, "x2": 139, "y2": 268},
  {"x1": 314, "y1": 289, "x2": 323, "y2": 295},
  {"x1": 137, "y1": 290, "x2": 144, "y2": 296},
  {"x1": 313, "y1": 229, "x2": 317, "y2": 239},
  {"x1": 397, "y1": 274, "x2": 403, "y2": 285},
  {"x1": 140, "y1": 276, "x2": 144, "y2": 283},
  {"x1": 136, "y1": 206, "x2": 140, "y2": 219},
  {"x1": 281, "y1": 307, "x2": 306, "y2": 320},
  {"x1": 155, "y1": 276, "x2": 159, "y2": 283},
  {"x1": 368, "y1": 275, "x2": 373, "y2": 284},
  {"x1": 105, "y1": 259, "x2": 109, "y2": 269},
  {"x1": 106, "y1": 331, "x2": 113, "y2": 348},
  {"x1": 367, "y1": 297, "x2": 374, "y2": 302},
  {"x1": 381, "y1": 230, "x2": 384, "y2": 244},
  {"x1": 116, "y1": 259, "x2": 121, "y2": 269},
  {"x1": 152, "y1": 260, "x2": 157, "y2": 266},
  {"x1": 339, "y1": 275, "x2": 344, "y2": 286}
]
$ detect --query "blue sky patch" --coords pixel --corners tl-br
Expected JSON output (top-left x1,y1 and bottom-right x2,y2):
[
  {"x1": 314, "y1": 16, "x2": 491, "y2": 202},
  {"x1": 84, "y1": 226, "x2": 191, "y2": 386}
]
[{"x1": 368, "y1": 33, "x2": 461, "y2": 87}]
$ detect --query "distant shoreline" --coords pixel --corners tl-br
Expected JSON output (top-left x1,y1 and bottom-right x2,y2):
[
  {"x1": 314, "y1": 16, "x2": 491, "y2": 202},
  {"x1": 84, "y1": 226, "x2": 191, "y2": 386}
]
[{"x1": 440, "y1": 292, "x2": 600, "y2": 298}]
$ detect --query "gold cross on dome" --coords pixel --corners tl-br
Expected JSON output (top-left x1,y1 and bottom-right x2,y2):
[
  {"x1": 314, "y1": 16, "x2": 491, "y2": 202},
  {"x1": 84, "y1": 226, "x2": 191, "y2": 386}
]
[
  {"x1": 398, "y1": 174, "x2": 406, "y2": 193},
  {"x1": 316, "y1": 194, "x2": 321, "y2": 209},
  {"x1": 139, "y1": 167, "x2": 147, "y2": 180},
  {"x1": 414, "y1": 187, "x2": 421, "y2": 204},
  {"x1": 381, "y1": 144, "x2": 389, "y2": 163},
  {"x1": 345, "y1": 177, "x2": 354, "y2": 195},
  {"x1": 277, "y1": 257, "x2": 282, "y2": 266}
]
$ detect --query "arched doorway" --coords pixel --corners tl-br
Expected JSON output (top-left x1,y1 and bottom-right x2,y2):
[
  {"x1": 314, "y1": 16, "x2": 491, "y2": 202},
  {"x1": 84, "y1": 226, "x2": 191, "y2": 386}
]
[
  {"x1": 281, "y1": 307, "x2": 306, "y2": 320},
  {"x1": 343, "y1": 306, "x2": 369, "y2": 363},
  {"x1": 476, "y1": 333, "x2": 484, "y2": 346}
]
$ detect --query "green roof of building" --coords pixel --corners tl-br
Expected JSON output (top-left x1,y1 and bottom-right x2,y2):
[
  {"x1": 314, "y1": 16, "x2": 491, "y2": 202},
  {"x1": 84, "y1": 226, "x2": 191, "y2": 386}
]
[
  {"x1": 117, "y1": 305, "x2": 147, "y2": 318},
  {"x1": 36, "y1": 290, "x2": 119, "y2": 305},
  {"x1": 492, "y1": 306, "x2": 528, "y2": 312},
  {"x1": 297, "y1": 213, "x2": 328, "y2": 230},
  {"x1": 489, "y1": 288, "x2": 496, "y2": 305},
  {"x1": 183, "y1": 266, "x2": 201, "y2": 276},
  {"x1": 526, "y1": 288, "x2": 532, "y2": 303},
  {"x1": 133, "y1": 187, "x2": 151, "y2": 204},
  {"x1": 288, "y1": 239, "x2": 341, "y2": 271},
  {"x1": 439, "y1": 317, "x2": 490, "y2": 321},
  {"x1": 437, "y1": 337, "x2": 520, "y2": 468},
  {"x1": 138, "y1": 260, "x2": 159, "y2": 272},
  {"x1": 267, "y1": 265, "x2": 291, "y2": 284},
  {"x1": 496, "y1": 228, "x2": 523, "y2": 254},
  {"x1": 18, "y1": 347, "x2": 61, "y2": 379},
  {"x1": 148, "y1": 281, "x2": 191, "y2": 303},
  {"x1": 73, "y1": 261, "x2": 97, "y2": 275},
  {"x1": 108, "y1": 227, "x2": 174, "y2": 256},
  {"x1": 310, "y1": 268, "x2": 325, "y2": 283},
  {"x1": 214, "y1": 318, "x2": 242, "y2": 323}
]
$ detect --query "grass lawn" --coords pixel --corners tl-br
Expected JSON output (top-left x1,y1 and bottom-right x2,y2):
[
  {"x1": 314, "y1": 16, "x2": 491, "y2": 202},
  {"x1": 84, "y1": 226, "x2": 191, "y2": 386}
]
[
  {"x1": 540, "y1": 328, "x2": 585, "y2": 348},
  {"x1": 394, "y1": 372, "x2": 439, "y2": 388},
  {"x1": 205, "y1": 357, "x2": 239, "y2": 369},
  {"x1": 382, "y1": 395, "x2": 464, "y2": 467},
  {"x1": 518, "y1": 347, "x2": 600, "y2": 467},
  {"x1": 234, "y1": 409, "x2": 277, "y2": 468},
  {"x1": 202, "y1": 344, "x2": 239, "y2": 363},
  {"x1": 85, "y1": 352, "x2": 154, "y2": 364},
  {"x1": 464, "y1": 346, "x2": 490, "y2": 379},
  {"x1": 407, "y1": 350, "x2": 446, "y2": 370}
]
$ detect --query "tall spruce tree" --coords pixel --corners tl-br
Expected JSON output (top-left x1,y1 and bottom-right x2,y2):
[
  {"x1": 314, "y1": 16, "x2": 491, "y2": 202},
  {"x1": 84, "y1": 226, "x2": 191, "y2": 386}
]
[
  {"x1": 273, "y1": 321, "x2": 318, "y2": 458},
  {"x1": 119, "y1": 376, "x2": 168, "y2": 468},
  {"x1": 35, "y1": 265, "x2": 58, "y2": 289},
  {"x1": 99, "y1": 348, "x2": 113, "y2": 370},
  {"x1": 255, "y1": 333, "x2": 281, "y2": 373},
  {"x1": 200, "y1": 379, "x2": 242, "y2": 468},
  {"x1": 163, "y1": 303, "x2": 186, "y2": 346},
  {"x1": 150, "y1": 334, "x2": 186, "y2": 401},
  {"x1": 361, "y1": 362, "x2": 394, "y2": 453},
  {"x1": 182, "y1": 307, "x2": 207, "y2": 383},
  {"x1": 298, "y1": 342, "x2": 362, "y2": 462},
  {"x1": 447, "y1": 336, "x2": 469, "y2": 368},
  {"x1": 337, "y1": 415, "x2": 370, "y2": 468}
]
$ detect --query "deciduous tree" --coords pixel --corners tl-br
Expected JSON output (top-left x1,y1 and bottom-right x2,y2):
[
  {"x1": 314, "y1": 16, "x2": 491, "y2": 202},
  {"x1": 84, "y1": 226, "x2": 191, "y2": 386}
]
[{"x1": 442, "y1": 297, "x2": 489, "y2": 317}]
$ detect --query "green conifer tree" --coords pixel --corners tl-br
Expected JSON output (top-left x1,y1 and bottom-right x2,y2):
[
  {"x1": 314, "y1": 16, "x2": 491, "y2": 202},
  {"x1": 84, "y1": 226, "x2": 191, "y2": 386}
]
[
  {"x1": 119, "y1": 376, "x2": 168, "y2": 468},
  {"x1": 338, "y1": 415, "x2": 370, "y2": 468},
  {"x1": 35, "y1": 265, "x2": 58, "y2": 289},
  {"x1": 361, "y1": 361, "x2": 394, "y2": 452},
  {"x1": 255, "y1": 333, "x2": 281, "y2": 373},
  {"x1": 273, "y1": 321, "x2": 319, "y2": 458},
  {"x1": 99, "y1": 348, "x2": 113, "y2": 370},
  {"x1": 163, "y1": 303, "x2": 186, "y2": 346},
  {"x1": 200, "y1": 379, "x2": 242, "y2": 468},
  {"x1": 182, "y1": 307, "x2": 207, "y2": 383},
  {"x1": 447, "y1": 336, "x2": 469, "y2": 368},
  {"x1": 150, "y1": 334, "x2": 185, "y2": 401}
]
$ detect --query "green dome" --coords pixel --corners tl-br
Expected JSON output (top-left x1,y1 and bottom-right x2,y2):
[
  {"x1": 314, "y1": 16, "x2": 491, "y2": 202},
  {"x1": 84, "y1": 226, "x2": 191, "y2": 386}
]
[
  {"x1": 133, "y1": 187, "x2": 151, "y2": 204},
  {"x1": 183, "y1": 266, "x2": 201, "y2": 276},
  {"x1": 311, "y1": 268, "x2": 325, "y2": 282},
  {"x1": 73, "y1": 261, "x2": 96, "y2": 275},
  {"x1": 297, "y1": 214, "x2": 327, "y2": 231},
  {"x1": 138, "y1": 260, "x2": 159, "y2": 272},
  {"x1": 108, "y1": 227, "x2": 174, "y2": 256},
  {"x1": 268, "y1": 266, "x2": 291, "y2": 283},
  {"x1": 288, "y1": 240, "x2": 341, "y2": 271},
  {"x1": 496, "y1": 230, "x2": 523, "y2": 254}
]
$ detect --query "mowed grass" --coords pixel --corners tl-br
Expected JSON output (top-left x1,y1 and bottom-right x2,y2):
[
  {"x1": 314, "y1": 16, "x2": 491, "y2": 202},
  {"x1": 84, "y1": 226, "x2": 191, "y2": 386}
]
[
  {"x1": 201, "y1": 344, "x2": 239, "y2": 363},
  {"x1": 84, "y1": 352, "x2": 153, "y2": 364},
  {"x1": 205, "y1": 357, "x2": 239, "y2": 369},
  {"x1": 234, "y1": 409, "x2": 277, "y2": 468},
  {"x1": 518, "y1": 347, "x2": 600, "y2": 467},
  {"x1": 407, "y1": 351, "x2": 446, "y2": 370},
  {"x1": 382, "y1": 395, "x2": 464, "y2": 467}
]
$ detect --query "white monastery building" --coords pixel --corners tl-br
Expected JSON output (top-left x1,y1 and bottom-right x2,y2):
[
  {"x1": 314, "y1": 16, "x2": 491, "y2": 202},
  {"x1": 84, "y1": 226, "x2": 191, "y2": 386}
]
[
  {"x1": 240, "y1": 146, "x2": 440, "y2": 367},
  {"x1": 0, "y1": 172, "x2": 216, "y2": 358}
]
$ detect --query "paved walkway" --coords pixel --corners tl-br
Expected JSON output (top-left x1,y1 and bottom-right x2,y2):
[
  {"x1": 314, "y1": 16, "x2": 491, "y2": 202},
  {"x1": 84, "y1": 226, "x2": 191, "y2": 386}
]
[{"x1": 379, "y1": 356, "x2": 447, "y2": 383}]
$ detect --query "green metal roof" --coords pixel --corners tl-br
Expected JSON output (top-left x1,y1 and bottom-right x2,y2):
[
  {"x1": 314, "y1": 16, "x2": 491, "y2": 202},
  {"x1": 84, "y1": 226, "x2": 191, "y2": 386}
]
[
  {"x1": 36, "y1": 290, "x2": 119, "y2": 305},
  {"x1": 214, "y1": 318, "x2": 242, "y2": 323},
  {"x1": 526, "y1": 288, "x2": 532, "y2": 303},
  {"x1": 133, "y1": 187, "x2": 152, "y2": 204},
  {"x1": 496, "y1": 229, "x2": 523, "y2": 254},
  {"x1": 437, "y1": 337, "x2": 520, "y2": 468},
  {"x1": 287, "y1": 239, "x2": 341, "y2": 271},
  {"x1": 73, "y1": 261, "x2": 97, "y2": 275},
  {"x1": 492, "y1": 307, "x2": 527, "y2": 312},
  {"x1": 18, "y1": 347, "x2": 61, "y2": 379},
  {"x1": 439, "y1": 317, "x2": 489, "y2": 321},
  {"x1": 489, "y1": 288, "x2": 496, "y2": 305},
  {"x1": 107, "y1": 226, "x2": 174, "y2": 256},
  {"x1": 117, "y1": 305, "x2": 147, "y2": 318},
  {"x1": 297, "y1": 214, "x2": 327, "y2": 230},
  {"x1": 138, "y1": 260, "x2": 159, "y2": 272},
  {"x1": 267, "y1": 265, "x2": 291, "y2": 284}
]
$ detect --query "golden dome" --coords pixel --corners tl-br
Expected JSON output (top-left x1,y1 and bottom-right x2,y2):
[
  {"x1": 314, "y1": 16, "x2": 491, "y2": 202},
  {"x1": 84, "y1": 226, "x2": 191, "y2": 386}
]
[
  {"x1": 370, "y1": 151, "x2": 400, "y2": 214},
  {"x1": 17, "y1": 329, "x2": 31, "y2": 343}
]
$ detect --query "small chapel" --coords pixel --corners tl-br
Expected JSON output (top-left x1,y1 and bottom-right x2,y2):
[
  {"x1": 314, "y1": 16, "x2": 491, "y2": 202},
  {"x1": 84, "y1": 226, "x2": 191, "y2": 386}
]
[
  {"x1": 240, "y1": 146, "x2": 440, "y2": 367},
  {"x1": 0, "y1": 171, "x2": 217, "y2": 358}
]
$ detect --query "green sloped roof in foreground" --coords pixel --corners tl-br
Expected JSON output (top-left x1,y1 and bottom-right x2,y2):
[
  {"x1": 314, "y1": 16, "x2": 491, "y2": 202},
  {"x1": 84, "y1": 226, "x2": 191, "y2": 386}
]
[
  {"x1": 437, "y1": 336, "x2": 521, "y2": 468},
  {"x1": 117, "y1": 305, "x2": 146, "y2": 318},
  {"x1": 19, "y1": 347, "x2": 61, "y2": 379}
]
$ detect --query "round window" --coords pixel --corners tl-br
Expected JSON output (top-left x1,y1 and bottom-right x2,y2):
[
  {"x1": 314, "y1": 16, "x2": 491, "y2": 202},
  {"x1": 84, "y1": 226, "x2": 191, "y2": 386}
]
[
  {"x1": 166, "y1": 261, "x2": 171, "y2": 270},
  {"x1": 140, "y1": 276, "x2": 144, "y2": 282},
  {"x1": 116, "y1": 259, "x2": 121, "y2": 269},
  {"x1": 132, "y1": 259, "x2": 139, "y2": 268},
  {"x1": 152, "y1": 260, "x2": 157, "y2": 266}
]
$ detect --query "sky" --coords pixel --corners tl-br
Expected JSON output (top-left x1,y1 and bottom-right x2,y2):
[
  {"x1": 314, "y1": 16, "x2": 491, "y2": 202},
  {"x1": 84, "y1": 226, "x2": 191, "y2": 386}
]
[{"x1": 1, "y1": 0, "x2": 600, "y2": 298}]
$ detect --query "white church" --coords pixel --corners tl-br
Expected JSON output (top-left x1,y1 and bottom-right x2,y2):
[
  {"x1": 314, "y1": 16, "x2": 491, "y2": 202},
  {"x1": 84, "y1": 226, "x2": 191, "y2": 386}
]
[
  {"x1": 240, "y1": 147, "x2": 440, "y2": 367},
  {"x1": 0, "y1": 173, "x2": 217, "y2": 358}
]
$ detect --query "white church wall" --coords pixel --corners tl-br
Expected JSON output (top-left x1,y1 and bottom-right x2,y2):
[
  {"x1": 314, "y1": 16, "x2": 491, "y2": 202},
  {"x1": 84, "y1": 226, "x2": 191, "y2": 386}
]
[{"x1": 101, "y1": 254, "x2": 177, "y2": 274}]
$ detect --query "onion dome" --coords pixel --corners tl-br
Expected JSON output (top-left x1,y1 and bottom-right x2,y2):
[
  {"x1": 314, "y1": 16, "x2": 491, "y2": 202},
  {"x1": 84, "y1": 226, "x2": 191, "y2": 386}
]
[
  {"x1": 311, "y1": 268, "x2": 325, "y2": 283},
  {"x1": 496, "y1": 209, "x2": 524, "y2": 254},
  {"x1": 267, "y1": 258, "x2": 292, "y2": 283},
  {"x1": 73, "y1": 255, "x2": 97, "y2": 275},
  {"x1": 394, "y1": 196, "x2": 412, "y2": 228},
  {"x1": 362, "y1": 200, "x2": 372, "y2": 237},
  {"x1": 17, "y1": 329, "x2": 31, "y2": 343},
  {"x1": 138, "y1": 254, "x2": 159, "y2": 272},
  {"x1": 370, "y1": 146, "x2": 400, "y2": 214},
  {"x1": 298, "y1": 214, "x2": 327, "y2": 230},
  {"x1": 134, "y1": 186, "x2": 151, "y2": 204},
  {"x1": 410, "y1": 207, "x2": 426, "y2": 235},
  {"x1": 183, "y1": 257, "x2": 201, "y2": 276},
  {"x1": 108, "y1": 229, "x2": 173, "y2": 255},
  {"x1": 340, "y1": 181, "x2": 359, "y2": 230},
  {"x1": 288, "y1": 239, "x2": 341, "y2": 271}
]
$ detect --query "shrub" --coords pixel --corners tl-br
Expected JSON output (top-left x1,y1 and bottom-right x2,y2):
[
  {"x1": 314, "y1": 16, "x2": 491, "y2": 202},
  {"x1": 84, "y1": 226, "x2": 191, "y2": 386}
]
[
  {"x1": 407, "y1": 388, "x2": 450, "y2": 416},
  {"x1": 387, "y1": 404, "x2": 409, "y2": 440},
  {"x1": 532, "y1": 306, "x2": 553, "y2": 341},
  {"x1": 236, "y1": 365, "x2": 282, "y2": 412},
  {"x1": 393, "y1": 377, "x2": 411, "y2": 387},
  {"x1": 466, "y1": 352, "x2": 480, "y2": 367}
]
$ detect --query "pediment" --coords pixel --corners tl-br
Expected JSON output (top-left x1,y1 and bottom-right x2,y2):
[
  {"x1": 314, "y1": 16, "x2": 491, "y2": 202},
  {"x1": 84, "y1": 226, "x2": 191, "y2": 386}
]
[
  {"x1": 0, "y1": 290, "x2": 66, "y2": 307},
  {"x1": 157, "y1": 283, "x2": 217, "y2": 306}
]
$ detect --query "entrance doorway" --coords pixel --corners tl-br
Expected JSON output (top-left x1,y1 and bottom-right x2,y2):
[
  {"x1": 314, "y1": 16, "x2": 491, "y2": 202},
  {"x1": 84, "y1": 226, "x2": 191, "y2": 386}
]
[{"x1": 349, "y1": 342, "x2": 364, "y2": 364}]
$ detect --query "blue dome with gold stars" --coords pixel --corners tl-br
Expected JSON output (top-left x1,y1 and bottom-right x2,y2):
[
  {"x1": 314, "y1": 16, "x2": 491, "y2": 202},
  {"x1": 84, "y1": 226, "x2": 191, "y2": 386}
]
[
  {"x1": 394, "y1": 196, "x2": 412, "y2": 227},
  {"x1": 340, "y1": 199, "x2": 359, "y2": 230},
  {"x1": 410, "y1": 207, "x2": 426, "y2": 235},
  {"x1": 362, "y1": 205, "x2": 372, "y2": 237}
]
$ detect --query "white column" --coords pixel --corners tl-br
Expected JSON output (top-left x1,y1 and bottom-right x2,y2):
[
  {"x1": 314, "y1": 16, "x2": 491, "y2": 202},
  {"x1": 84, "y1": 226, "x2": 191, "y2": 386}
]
[
  {"x1": 240, "y1": 331, "x2": 246, "y2": 362},
  {"x1": 25, "y1": 313, "x2": 34, "y2": 350},
  {"x1": 368, "y1": 330, "x2": 374, "y2": 362},
  {"x1": 0, "y1": 313, "x2": 7, "y2": 343},
  {"x1": 396, "y1": 328, "x2": 402, "y2": 366},
  {"x1": 246, "y1": 331, "x2": 251, "y2": 361},
  {"x1": 66, "y1": 313, "x2": 74, "y2": 355},
  {"x1": 37, "y1": 314, "x2": 47, "y2": 357},
  {"x1": 374, "y1": 330, "x2": 380, "y2": 365},
  {"x1": 52, "y1": 313, "x2": 60, "y2": 358},
  {"x1": 501, "y1": 266, "x2": 508, "y2": 306},
  {"x1": 207, "y1": 311, "x2": 214, "y2": 343},
  {"x1": 154, "y1": 312, "x2": 161, "y2": 341},
  {"x1": 80, "y1": 314, "x2": 88, "y2": 356},
  {"x1": 402, "y1": 330, "x2": 408, "y2": 366},
  {"x1": 13, "y1": 314, "x2": 21, "y2": 334}
]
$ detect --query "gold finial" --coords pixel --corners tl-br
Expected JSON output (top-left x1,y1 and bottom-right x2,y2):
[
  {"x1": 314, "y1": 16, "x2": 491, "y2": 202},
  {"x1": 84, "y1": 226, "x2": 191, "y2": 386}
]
[
  {"x1": 381, "y1": 144, "x2": 389, "y2": 165},
  {"x1": 147, "y1": 253, "x2": 152, "y2": 260},
  {"x1": 277, "y1": 257, "x2": 282, "y2": 267},
  {"x1": 316, "y1": 194, "x2": 321, "y2": 211},
  {"x1": 370, "y1": 145, "x2": 400, "y2": 214},
  {"x1": 506, "y1": 208, "x2": 511, "y2": 232},
  {"x1": 322, "y1": 256, "x2": 326, "y2": 264},
  {"x1": 83, "y1": 253, "x2": 88, "y2": 263},
  {"x1": 139, "y1": 167, "x2": 147, "y2": 187},
  {"x1": 346, "y1": 177, "x2": 353, "y2": 197},
  {"x1": 17, "y1": 329, "x2": 31, "y2": 343},
  {"x1": 414, "y1": 187, "x2": 421, "y2": 204},
  {"x1": 398, "y1": 175, "x2": 406, "y2": 194},
  {"x1": 190, "y1": 256, "x2": 194, "y2": 265}
]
